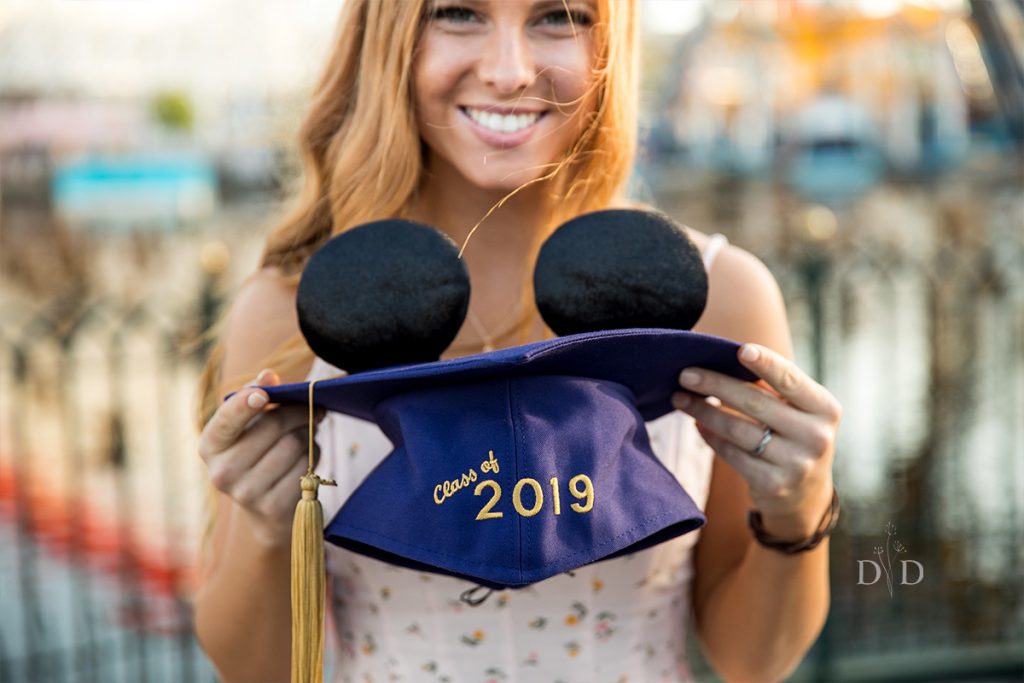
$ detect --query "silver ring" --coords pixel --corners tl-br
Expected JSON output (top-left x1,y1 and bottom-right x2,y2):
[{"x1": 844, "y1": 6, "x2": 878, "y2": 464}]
[{"x1": 751, "y1": 427, "x2": 773, "y2": 458}]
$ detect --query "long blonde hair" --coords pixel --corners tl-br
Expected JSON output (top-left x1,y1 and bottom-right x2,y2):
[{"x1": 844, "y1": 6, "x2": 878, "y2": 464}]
[
  {"x1": 195, "y1": 0, "x2": 639, "y2": 441},
  {"x1": 196, "y1": 0, "x2": 638, "y2": 431}
]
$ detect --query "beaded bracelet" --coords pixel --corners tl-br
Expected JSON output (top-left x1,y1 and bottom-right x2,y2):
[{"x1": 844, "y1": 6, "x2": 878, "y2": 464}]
[{"x1": 747, "y1": 488, "x2": 840, "y2": 554}]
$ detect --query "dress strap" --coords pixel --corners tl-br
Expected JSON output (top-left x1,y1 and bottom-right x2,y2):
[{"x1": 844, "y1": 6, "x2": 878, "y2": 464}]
[
  {"x1": 306, "y1": 355, "x2": 346, "y2": 382},
  {"x1": 702, "y1": 233, "x2": 729, "y2": 271},
  {"x1": 306, "y1": 356, "x2": 327, "y2": 381}
]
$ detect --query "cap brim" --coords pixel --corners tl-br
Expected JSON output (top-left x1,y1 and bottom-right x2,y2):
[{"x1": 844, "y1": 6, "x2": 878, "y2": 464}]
[{"x1": 252, "y1": 327, "x2": 757, "y2": 422}]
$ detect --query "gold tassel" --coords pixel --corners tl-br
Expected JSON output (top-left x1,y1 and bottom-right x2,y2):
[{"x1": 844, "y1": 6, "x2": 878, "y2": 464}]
[{"x1": 291, "y1": 379, "x2": 335, "y2": 683}]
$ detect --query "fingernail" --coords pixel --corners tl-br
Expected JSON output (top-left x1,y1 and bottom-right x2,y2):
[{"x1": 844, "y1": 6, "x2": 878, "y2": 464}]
[
  {"x1": 255, "y1": 368, "x2": 271, "y2": 384},
  {"x1": 680, "y1": 369, "x2": 701, "y2": 387},
  {"x1": 247, "y1": 391, "x2": 268, "y2": 409},
  {"x1": 740, "y1": 344, "x2": 760, "y2": 362},
  {"x1": 673, "y1": 393, "x2": 692, "y2": 409}
]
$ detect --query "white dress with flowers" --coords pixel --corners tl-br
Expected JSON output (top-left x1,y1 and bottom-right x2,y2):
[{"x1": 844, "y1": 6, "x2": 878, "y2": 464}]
[{"x1": 311, "y1": 235, "x2": 730, "y2": 683}]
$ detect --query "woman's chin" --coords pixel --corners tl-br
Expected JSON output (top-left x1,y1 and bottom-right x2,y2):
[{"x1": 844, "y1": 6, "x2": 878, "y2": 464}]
[{"x1": 464, "y1": 166, "x2": 551, "y2": 195}]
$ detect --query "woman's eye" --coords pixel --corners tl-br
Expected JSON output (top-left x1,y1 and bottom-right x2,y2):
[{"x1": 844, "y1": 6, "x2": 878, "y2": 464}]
[
  {"x1": 540, "y1": 9, "x2": 593, "y2": 27},
  {"x1": 430, "y1": 6, "x2": 477, "y2": 23}
]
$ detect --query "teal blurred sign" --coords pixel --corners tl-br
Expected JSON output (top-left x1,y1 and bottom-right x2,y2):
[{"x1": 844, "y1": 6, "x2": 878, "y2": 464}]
[{"x1": 52, "y1": 153, "x2": 218, "y2": 231}]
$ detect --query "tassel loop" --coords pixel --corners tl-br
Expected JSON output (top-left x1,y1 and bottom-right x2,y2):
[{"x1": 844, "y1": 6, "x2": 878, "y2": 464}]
[{"x1": 300, "y1": 474, "x2": 336, "y2": 499}]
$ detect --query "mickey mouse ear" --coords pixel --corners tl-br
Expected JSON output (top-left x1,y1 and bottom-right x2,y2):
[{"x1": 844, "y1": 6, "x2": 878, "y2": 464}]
[
  {"x1": 296, "y1": 219, "x2": 470, "y2": 373},
  {"x1": 534, "y1": 209, "x2": 708, "y2": 336}
]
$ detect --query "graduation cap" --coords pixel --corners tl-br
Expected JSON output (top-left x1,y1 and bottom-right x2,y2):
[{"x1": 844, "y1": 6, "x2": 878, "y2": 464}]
[{"x1": 226, "y1": 209, "x2": 756, "y2": 683}]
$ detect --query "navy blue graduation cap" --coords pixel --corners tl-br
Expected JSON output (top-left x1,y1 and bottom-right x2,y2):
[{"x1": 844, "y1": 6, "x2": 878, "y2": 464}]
[
  {"x1": 231, "y1": 211, "x2": 756, "y2": 592},
  {"x1": 262, "y1": 326, "x2": 750, "y2": 590}
]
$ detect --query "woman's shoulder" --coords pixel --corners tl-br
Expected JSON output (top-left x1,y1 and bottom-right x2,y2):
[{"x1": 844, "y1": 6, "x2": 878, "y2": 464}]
[
  {"x1": 694, "y1": 241, "x2": 787, "y2": 340},
  {"x1": 220, "y1": 266, "x2": 309, "y2": 388}
]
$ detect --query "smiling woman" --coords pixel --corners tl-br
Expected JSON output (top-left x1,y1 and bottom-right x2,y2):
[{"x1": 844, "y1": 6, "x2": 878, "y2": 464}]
[
  {"x1": 415, "y1": 0, "x2": 599, "y2": 192},
  {"x1": 192, "y1": 0, "x2": 837, "y2": 682}
]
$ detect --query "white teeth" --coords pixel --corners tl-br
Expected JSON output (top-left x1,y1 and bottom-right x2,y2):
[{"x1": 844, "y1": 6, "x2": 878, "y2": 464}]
[{"x1": 464, "y1": 108, "x2": 542, "y2": 133}]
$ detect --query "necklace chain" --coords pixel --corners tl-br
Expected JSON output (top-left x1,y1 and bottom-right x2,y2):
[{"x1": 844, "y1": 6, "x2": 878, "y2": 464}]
[{"x1": 463, "y1": 300, "x2": 532, "y2": 353}]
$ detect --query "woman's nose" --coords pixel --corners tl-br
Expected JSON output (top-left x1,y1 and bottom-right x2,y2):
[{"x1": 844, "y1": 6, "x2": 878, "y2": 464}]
[{"x1": 477, "y1": 26, "x2": 535, "y2": 96}]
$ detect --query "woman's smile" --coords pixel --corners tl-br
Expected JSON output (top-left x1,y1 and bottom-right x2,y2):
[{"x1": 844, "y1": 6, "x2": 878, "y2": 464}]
[
  {"x1": 458, "y1": 105, "x2": 550, "y2": 148},
  {"x1": 414, "y1": 0, "x2": 597, "y2": 191}
]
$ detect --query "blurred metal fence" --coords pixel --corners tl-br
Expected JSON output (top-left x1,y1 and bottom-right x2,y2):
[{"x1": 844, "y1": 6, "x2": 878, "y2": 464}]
[
  {"x1": 674, "y1": 173, "x2": 1024, "y2": 682},
  {"x1": 1, "y1": 180, "x2": 1022, "y2": 682},
  {"x1": 0, "y1": 289, "x2": 220, "y2": 683},
  {"x1": 781, "y1": 190, "x2": 1024, "y2": 682}
]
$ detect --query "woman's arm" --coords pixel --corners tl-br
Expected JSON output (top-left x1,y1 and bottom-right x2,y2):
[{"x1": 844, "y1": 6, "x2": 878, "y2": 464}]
[
  {"x1": 196, "y1": 491, "x2": 295, "y2": 683},
  {"x1": 193, "y1": 270, "x2": 315, "y2": 683},
  {"x1": 685, "y1": 246, "x2": 839, "y2": 682}
]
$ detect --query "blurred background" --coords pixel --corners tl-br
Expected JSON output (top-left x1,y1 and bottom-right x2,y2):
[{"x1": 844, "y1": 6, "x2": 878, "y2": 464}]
[{"x1": 0, "y1": 0, "x2": 1021, "y2": 681}]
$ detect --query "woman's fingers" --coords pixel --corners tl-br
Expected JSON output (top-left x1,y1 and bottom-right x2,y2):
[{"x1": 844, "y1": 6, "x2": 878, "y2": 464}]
[
  {"x1": 200, "y1": 369, "x2": 280, "y2": 460},
  {"x1": 690, "y1": 415, "x2": 779, "y2": 486},
  {"x1": 205, "y1": 406, "x2": 311, "y2": 490},
  {"x1": 736, "y1": 343, "x2": 842, "y2": 422},
  {"x1": 202, "y1": 368, "x2": 323, "y2": 498},
  {"x1": 228, "y1": 425, "x2": 310, "y2": 507},
  {"x1": 674, "y1": 345, "x2": 841, "y2": 524},
  {"x1": 697, "y1": 417, "x2": 822, "y2": 508},
  {"x1": 199, "y1": 367, "x2": 335, "y2": 546},
  {"x1": 677, "y1": 369, "x2": 813, "y2": 440},
  {"x1": 264, "y1": 457, "x2": 314, "y2": 521},
  {"x1": 199, "y1": 387, "x2": 269, "y2": 465},
  {"x1": 673, "y1": 391, "x2": 784, "y2": 463}
]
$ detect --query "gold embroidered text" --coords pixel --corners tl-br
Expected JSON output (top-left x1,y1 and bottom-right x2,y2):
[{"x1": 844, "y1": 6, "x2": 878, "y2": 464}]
[
  {"x1": 480, "y1": 450, "x2": 500, "y2": 474},
  {"x1": 433, "y1": 468, "x2": 479, "y2": 505},
  {"x1": 474, "y1": 474, "x2": 595, "y2": 521}
]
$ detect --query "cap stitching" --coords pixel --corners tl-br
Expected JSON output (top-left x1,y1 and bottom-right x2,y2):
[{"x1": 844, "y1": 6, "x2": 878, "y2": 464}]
[{"x1": 507, "y1": 377, "x2": 524, "y2": 584}]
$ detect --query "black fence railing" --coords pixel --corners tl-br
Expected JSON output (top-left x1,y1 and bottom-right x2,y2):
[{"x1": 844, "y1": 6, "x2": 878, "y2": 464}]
[
  {"x1": 667, "y1": 174, "x2": 1024, "y2": 682},
  {"x1": 0, "y1": 288, "x2": 220, "y2": 683}
]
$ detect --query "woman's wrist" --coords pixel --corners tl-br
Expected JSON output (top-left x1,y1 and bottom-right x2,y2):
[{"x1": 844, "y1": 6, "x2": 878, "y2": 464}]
[
  {"x1": 235, "y1": 506, "x2": 293, "y2": 552},
  {"x1": 748, "y1": 486, "x2": 839, "y2": 551},
  {"x1": 756, "y1": 512, "x2": 821, "y2": 541}
]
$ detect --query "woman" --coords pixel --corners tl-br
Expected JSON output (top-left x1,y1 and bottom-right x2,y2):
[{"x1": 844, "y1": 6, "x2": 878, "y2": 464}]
[{"x1": 193, "y1": 1, "x2": 842, "y2": 681}]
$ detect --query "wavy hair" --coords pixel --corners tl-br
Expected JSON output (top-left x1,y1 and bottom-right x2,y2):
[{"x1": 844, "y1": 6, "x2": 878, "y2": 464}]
[
  {"x1": 195, "y1": 0, "x2": 638, "y2": 433},
  {"x1": 195, "y1": 0, "x2": 638, "y2": 439}
]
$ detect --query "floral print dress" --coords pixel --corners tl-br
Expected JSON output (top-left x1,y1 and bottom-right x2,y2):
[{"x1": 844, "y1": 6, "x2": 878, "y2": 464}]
[{"x1": 310, "y1": 235, "x2": 730, "y2": 683}]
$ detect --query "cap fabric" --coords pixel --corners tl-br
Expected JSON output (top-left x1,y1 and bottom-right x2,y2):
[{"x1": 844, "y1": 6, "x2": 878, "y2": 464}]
[{"x1": 252, "y1": 327, "x2": 758, "y2": 589}]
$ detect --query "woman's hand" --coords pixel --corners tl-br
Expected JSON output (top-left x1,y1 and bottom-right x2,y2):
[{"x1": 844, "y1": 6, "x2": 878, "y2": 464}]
[
  {"x1": 198, "y1": 369, "x2": 327, "y2": 548},
  {"x1": 671, "y1": 343, "x2": 842, "y2": 540}
]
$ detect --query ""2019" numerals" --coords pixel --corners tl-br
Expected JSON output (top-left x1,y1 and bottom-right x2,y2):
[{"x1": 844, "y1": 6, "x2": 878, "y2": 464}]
[{"x1": 473, "y1": 474, "x2": 594, "y2": 521}]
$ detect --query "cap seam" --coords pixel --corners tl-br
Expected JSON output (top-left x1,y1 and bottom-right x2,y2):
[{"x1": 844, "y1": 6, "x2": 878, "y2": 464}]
[
  {"x1": 520, "y1": 328, "x2": 649, "y2": 360},
  {"x1": 507, "y1": 377, "x2": 524, "y2": 584},
  {"x1": 519, "y1": 327, "x2": 721, "y2": 360}
]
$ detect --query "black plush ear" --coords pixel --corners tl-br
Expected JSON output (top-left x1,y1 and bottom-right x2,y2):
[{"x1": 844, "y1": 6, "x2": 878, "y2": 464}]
[
  {"x1": 533, "y1": 209, "x2": 708, "y2": 336},
  {"x1": 296, "y1": 219, "x2": 470, "y2": 372}
]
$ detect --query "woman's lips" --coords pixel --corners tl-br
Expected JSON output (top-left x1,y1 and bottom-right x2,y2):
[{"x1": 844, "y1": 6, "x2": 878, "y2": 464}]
[{"x1": 459, "y1": 107, "x2": 549, "y2": 149}]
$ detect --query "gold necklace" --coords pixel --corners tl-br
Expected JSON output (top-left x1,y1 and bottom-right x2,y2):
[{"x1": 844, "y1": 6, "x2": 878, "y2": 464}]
[{"x1": 464, "y1": 301, "x2": 532, "y2": 353}]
